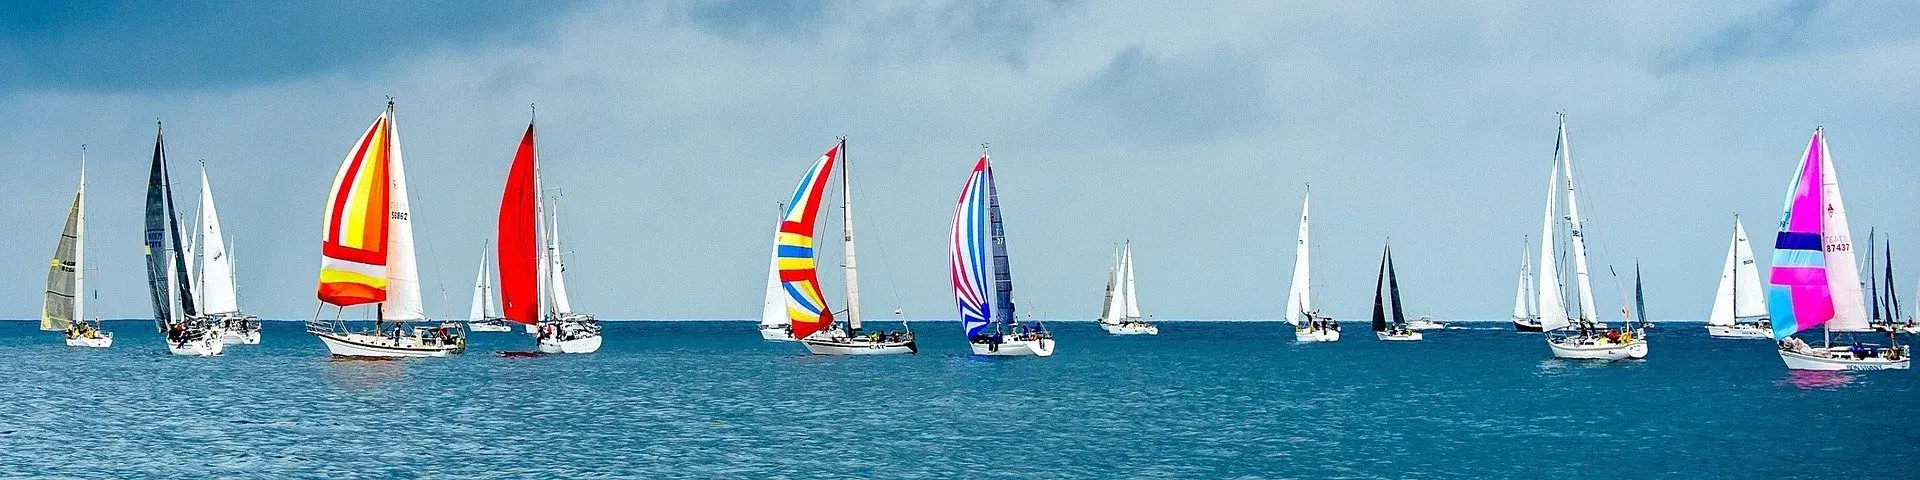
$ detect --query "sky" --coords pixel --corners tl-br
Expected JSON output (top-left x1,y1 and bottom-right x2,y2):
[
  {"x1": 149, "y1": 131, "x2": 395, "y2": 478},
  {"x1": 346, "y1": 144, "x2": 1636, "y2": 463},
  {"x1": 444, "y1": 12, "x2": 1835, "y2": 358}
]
[{"x1": 1, "y1": 1, "x2": 1916, "y2": 322}]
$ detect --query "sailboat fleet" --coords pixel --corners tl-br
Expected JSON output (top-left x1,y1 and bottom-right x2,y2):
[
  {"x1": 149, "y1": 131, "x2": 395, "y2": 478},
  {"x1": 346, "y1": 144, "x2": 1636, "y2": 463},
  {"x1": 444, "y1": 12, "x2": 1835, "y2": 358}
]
[{"x1": 22, "y1": 106, "x2": 1914, "y2": 372}]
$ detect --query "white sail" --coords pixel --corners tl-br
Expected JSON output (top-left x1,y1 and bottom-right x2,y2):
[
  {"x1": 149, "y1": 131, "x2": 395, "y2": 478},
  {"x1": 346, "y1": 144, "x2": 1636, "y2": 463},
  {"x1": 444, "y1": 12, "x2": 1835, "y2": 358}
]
[
  {"x1": 195, "y1": 168, "x2": 240, "y2": 315},
  {"x1": 1709, "y1": 218, "x2": 1768, "y2": 325},
  {"x1": 42, "y1": 160, "x2": 85, "y2": 332},
  {"x1": 1537, "y1": 154, "x2": 1571, "y2": 332},
  {"x1": 469, "y1": 251, "x2": 493, "y2": 321},
  {"x1": 546, "y1": 202, "x2": 574, "y2": 316},
  {"x1": 1556, "y1": 119, "x2": 1599, "y2": 324},
  {"x1": 1707, "y1": 223, "x2": 1740, "y2": 327},
  {"x1": 1099, "y1": 247, "x2": 1124, "y2": 324},
  {"x1": 1122, "y1": 245, "x2": 1141, "y2": 319},
  {"x1": 1283, "y1": 190, "x2": 1311, "y2": 326},
  {"x1": 840, "y1": 154, "x2": 862, "y2": 333},
  {"x1": 1816, "y1": 135, "x2": 1870, "y2": 332},
  {"x1": 759, "y1": 248, "x2": 786, "y2": 329},
  {"x1": 381, "y1": 113, "x2": 426, "y2": 321},
  {"x1": 1512, "y1": 241, "x2": 1530, "y2": 321}
]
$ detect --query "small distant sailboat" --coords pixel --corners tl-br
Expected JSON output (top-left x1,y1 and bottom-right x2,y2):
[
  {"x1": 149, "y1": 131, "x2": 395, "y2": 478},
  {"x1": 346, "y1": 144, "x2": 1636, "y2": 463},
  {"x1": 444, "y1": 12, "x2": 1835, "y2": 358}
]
[
  {"x1": 1284, "y1": 187, "x2": 1338, "y2": 342},
  {"x1": 192, "y1": 167, "x2": 261, "y2": 345},
  {"x1": 777, "y1": 140, "x2": 915, "y2": 355},
  {"x1": 1866, "y1": 234, "x2": 1917, "y2": 334},
  {"x1": 306, "y1": 101, "x2": 467, "y2": 357},
  {"x1": 1536, "y1": 115, "x2": 1646, "y2": 360},
  {"x1": 144, "y1": 125, "x2": 223, "y2": 356},
  {"x1": 1096, "y1": 243, "x2": 1158, "y2": 335},
  {"x1": 1512, "y1": 237, "x2": 1542, "y2": 332},
  {"x1": 1705, "y1": 216, "x2": 1771, "y2": 339},
  {"x1": 466, "y1": 244, "x2": 512, "y2": 333},
  {"x1": 497, "y1": 116, "x2": 603, "y2": 354},
  {"x1": 1372, "y1": 244, "x2": 1421, "y2": 341},
  {"x1": 45, "y1": 148, "x2": 110, "y2": 348},
  {"x1": 952, "y1": 151, "x2": 1054, "y2": 357},
  {"x1": 758, "y1": 204, "x2": 796, "y2": 342},
  {"x1": 1769, "y1": 128, "x2": 1906, "y2": 370}
]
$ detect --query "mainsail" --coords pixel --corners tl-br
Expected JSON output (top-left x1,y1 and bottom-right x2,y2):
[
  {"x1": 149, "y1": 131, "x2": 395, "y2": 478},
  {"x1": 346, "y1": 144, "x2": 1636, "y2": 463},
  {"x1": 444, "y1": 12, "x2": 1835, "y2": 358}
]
[
  {"x1": 1768, "y1": 128, "x2": 1869, "y2": 339},
  {"x1": 317, "y1": 107, "x2": 395, "y2": 308},
  {"x1": 950, "y1": 155, "x2": 994, "y2": 337},
  {"x1": 1536, "y1": 116, "x2": 1597, "y2": 333},
  {"x1": 145, "y1": 125, "x2": 198, "y2": 329},
  {"x1": 1284, "y1": 190, "x2": 1311, "y2": 326},
  {"x1": 985, "y1": 156, "x2": 1017, "y2": 327},
  {"x1": 1098, "y1": 247, "x2": 1123, "y2": 324},
  {"x1": 776, "y1": 145, "x2": 839, "y2": 341},
  {"x1": 196, "y1": 168, "x2": 240, "y2": 315},
  {"x1": 759, "y1": 248, "x2": 787, "y2": 331},
  {"x1": 469, "y1": 248, "x2": 498, "y2": 321},
  {"x1": 1511, "y1": 239, "x2": 1535, "y2": 322},
  {"x1": 1371, "y1": 248, "x2": 1388, "y2": 332},
  {"x1": 1708, "y1": 218, "x2": 1767, "y2": 326},
  {"x1": 498, "y1": 123, "x2": 541, "y2": 325},
  {"x1": 1121, "y1": 246, "x2": 1141, "y2": 320},
  {"x1": 42, "y1": 158, "x2": 85, "y2": 332}
]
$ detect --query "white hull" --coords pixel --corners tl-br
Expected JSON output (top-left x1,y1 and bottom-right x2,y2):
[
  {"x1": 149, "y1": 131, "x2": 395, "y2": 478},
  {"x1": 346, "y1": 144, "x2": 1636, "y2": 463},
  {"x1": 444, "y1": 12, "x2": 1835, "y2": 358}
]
[
  {"x1": 537, "y1": 334, "x2": 603, "y2": 354},
  {"x1": 1293, "y1": 326, "x2": 1340, "y2": 342},
  {"x1": 218, "y1": 328, "x2": 261, "y2": 345},
  {"x1": 1376, "y1": 331, "x2": 1423, "y2": 341},
  {"x1": 65, "y1": 334, "x2": 113, "y2": 348},
  {"x1": 1547, "y1": 336, "x2": 1648, "y2": 360},
  {"x1": 1100, "y1": 322, "x2": 1158, "y2": 335},
  {"x1": 1874, "y1": 324, "x2": 1920, "y2": 335},
  {"x1": 971, "y1": 338, "x2": 1055, "y2": 357},
  {"x1": 467, "y1": 321, "x2": 513, "y2": 333},
  {"x1": 759, "y1": 323, "x2": 796, "y2": 342},
  {"x1": 1779, "y1": 346, "x2": 1910, "y2": 371},
  {"x1": 167, "y1": 336, "x2": 225, "y2": 356},
  {"x1": 1706, "y1": 324, "x2": 1772, "y2": 339},
  {"x1": 802, "y1": 337, "x2": 917, "y2": 355},
  {"x1": 314, "y1": 331, "x2": 463, "y2": 358},
  {"x1": 1405, "y1": 319, "x2": 1446, "y2": 331}
]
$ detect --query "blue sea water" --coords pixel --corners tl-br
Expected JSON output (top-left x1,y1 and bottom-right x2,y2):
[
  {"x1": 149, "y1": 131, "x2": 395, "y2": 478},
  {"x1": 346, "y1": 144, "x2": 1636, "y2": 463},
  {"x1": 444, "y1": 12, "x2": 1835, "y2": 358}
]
[{"x1": 1, "y1": 320, "x2": 1915, "y2": 479}]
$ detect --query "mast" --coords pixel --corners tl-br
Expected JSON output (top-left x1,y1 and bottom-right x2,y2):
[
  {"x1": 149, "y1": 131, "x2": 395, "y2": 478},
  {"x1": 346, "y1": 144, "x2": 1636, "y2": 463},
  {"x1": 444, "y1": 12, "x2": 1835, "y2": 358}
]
[
  {"x1": 1869, "y1": 230, "x2": 1880, "y2": 324},
  {"x1": 984, "y1": 153, "x2": 1016, "y2": 326},
  {"x1": 74, "y1": 149, "x2": 86, "y2": 327},
  {"x1": 1557, "y1": 115, "x2": 1598, "y2": 325},
  {"x1": 839, "y1": 138, "x2": 862, "y2": 334},
  {"x1": 533, "y1": 115, "x2": 550, "y2": 325}
]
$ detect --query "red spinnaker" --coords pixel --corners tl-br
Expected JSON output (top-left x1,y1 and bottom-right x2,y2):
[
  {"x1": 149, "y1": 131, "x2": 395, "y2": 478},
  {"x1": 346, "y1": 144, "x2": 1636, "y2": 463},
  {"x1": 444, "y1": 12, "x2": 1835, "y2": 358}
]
[{"x1": 497, "y1": 123, "x2": 540, "y2": 324}]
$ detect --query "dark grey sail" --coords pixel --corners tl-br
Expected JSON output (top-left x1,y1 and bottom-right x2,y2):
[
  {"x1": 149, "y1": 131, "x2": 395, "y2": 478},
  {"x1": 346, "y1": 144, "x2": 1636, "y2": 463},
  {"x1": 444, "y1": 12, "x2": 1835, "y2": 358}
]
[
  {"x1": 1371, "y1": 248, "x2": 1388, "y2": 333},
  {"x1": 1387, "y1": 248, "x2": 1406, "y2": 328},
  {"x1": 985, "y1": 163, "x2": 1016, "y2": 326},
  {"x1": 145, "y1": 126, "x2": 173, "y2": 330}
]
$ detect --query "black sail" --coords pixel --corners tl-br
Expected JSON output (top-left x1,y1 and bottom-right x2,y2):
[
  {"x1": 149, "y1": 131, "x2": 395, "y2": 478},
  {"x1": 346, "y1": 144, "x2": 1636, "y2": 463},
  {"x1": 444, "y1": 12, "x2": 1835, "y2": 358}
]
[
  {"x1": 1371, "y1": 247, "x2": 1388, "y2": 333},
  {"x1": 144, "y1": 126, "x2": 173, "y2": 329},
  {"x1": 985, "y1": 162, "x2": 1016, "y2": 326},
  {"x1": 1387, "y1": 247, "x2": 1406, "y2": 327}
]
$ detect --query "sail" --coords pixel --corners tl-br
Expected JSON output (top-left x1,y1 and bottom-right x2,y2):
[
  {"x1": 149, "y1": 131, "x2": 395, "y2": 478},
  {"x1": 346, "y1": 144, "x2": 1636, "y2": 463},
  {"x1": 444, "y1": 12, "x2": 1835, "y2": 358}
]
[
  {"x1": 1371, "y1": 248, "x2": 1388, "y2": 332},
  {"x1": 950, "y1": 155, "x2": 994, "y2": 336},
  {"x1": 1887, "y1": 243, "x2": 1902, "y2": 324},
  {"x1": 759, "y1": 248, "x2": 787, "y2": 329},
  {"x1": 1634, "y1": 263, "x2": 1648, "y2": 325},
  {"x1": 42, "y1": 177, "x2": 84, "y2": 332},
  {"x1": 196, "y1": 168, "x2": 239, "y2": 315},
  {"x1": 1557, "y1": 119, "x2": 1598, "y2": 324},
  {"x1": 839, "y1": 140, "x2": 862, "y2": 333},
  {"x1": 777, "y1": 145, "x2": 839, "y2": 341},
  {"x1": 469, "y1": 250, "x2": 493, "y2": 321},
  {"x1": 381, "y1": 113, "x2": 426, "y2": 321},
  {"x1": 1711, "y1": 218, "x2": 1768, "y2": 325},
  {"x1": 145, "y1": 127, "x2": 176, "y2": 326},
  {"x1": 1098, "y1": 247, "x2": 1122, "y2": 324},
  {"x1": 1536, "y1": 150, "x2": 1571, "y2": 332},
  {"x1": 1511, "y1": 240, "x2": 1531, "y2": 321},
  {"x1": 317, "y1": 109, "x2": 394, "y2": 307},
  {"x1": 985, "y1": 158, "x2": 1017, "y2": 326},
  {"x1": 1284, "y1": 191, "x2": 1311, "y2": 326},
  {"x1": 546, "y1": 198, "x2": 575, "y2": 317},
  {"x1": 1122, "y1": 245, "x2": 1141, "y2": 319},
  {"x1": 1387, "y1": 248, "x2": 1407, "y2": 327},
  {"x1": 1768, "y1": 129, "x2": 1869, "y2": 337},
  {"x1": 497, "y1": 123, "x2": 540, "y2": 324}
]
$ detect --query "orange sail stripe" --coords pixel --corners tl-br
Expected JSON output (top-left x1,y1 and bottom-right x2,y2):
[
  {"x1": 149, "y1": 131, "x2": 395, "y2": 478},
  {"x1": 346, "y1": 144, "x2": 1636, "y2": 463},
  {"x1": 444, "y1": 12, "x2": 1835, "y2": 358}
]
[{"x1": 317, "y1": 110, "x2": 394, "y2": 307}]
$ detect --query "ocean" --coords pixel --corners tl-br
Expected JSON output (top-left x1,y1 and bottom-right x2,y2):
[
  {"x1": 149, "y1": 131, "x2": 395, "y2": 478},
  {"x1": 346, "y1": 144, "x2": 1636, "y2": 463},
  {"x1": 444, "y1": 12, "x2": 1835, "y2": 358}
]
[{"x1": 1, "y1": 320, "x2": 1914, "y2": 479}]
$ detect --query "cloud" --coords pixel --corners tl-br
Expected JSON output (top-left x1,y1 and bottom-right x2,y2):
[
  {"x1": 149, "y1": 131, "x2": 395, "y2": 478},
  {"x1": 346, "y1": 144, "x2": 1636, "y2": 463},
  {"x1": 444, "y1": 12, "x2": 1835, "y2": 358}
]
[{"x1": 1066, "y1": 45, "x2": 1274, "y2": 142}]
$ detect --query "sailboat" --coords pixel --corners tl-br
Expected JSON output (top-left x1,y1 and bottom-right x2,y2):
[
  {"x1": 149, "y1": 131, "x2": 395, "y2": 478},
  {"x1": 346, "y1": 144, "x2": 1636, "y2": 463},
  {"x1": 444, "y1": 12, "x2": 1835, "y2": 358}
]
[
  {"x1": 190, "y1": 167, "x2": 261, "y2": 345},
  {"x1": 1511, "y1": 237, "x2": 1543, "y2": 332},
  {"x1": 952, "y1": 151, "x2": 1054, "y2": 357},
  {"x1": 45, "y1": 148, "x2": 111, "y2": 348},
  {"x1": 1096, "y1": 243, "x2": 1158, "y2": 335},
  {"x1": 1535, "y1": 115, "x2": 1647, "y2": 360},
  {"x1": 1769, "y1": 128, "x2": 1907, "y2": 370},
  {"x1": 1284, "y1": 187, "x2": 1338, "y2": 342},
  {"x1": 773, "y1": 140, "x2": 915, "y2": 355},
  {"x1": 758, "y1": 203, "x2": 796, "y2": 341},
  {"x1": 497, "y1": 116, "x2": 603, "y2": 354},
  {"x1": 306, "y1": 101, "x2": 467, "y2": 357},
  {"x1": 143, "y1": 125, "x2": 224, "y2": 356},
  {"x1": 1704, "y1": 216, "x2": 1771, "y2": 338},
  {"x1": 1372, "y1": 244, "x2": 1422, "y2": 341},
  {"x1": 466, "y1": 244, "x2": 512, "y2": 333},
  {"x1": 1867, "y1": 234, "x2": 1917, "y2": 334}
]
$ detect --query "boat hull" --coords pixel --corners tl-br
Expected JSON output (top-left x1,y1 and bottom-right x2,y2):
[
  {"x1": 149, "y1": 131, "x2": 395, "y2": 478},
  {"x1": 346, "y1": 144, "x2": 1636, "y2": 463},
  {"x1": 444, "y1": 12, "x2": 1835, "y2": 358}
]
[
  {"x1": 802, "y1": 337, "x2": 917, "y2": 355},
  {"x1": 1101, "y1": 322, "x2": 1158, "y2": 335},
  {"x1": 970, "y1": 338, "x2": 1055, "y2": 357},
  {"x1": 313, "y1": 331, "x2": 464, "y2": 358},
  {"x1": 1873, "y1": 324, "x2": 1920, "y2": 335},
  {"x1": 1547, "y1": 337, "x2": 1648, "y2": 360},
  {"x1": 1376, "y1": 331, "x2": 1423, "y2": 341},
  {"x1": 468, "y1": 322, "x2": 513, "y2": 333},
  {"x1": 758, "y1": 323, "x2": 796, "y2": 341},
  {"x1": 1779, "y1": 346, "x2": 1910, "y2": 371},
  {"x1": 167, "y1": 336, "x2": 225, "y2": 356},
  {"x1": 1513, "y1": 318, "x2": 1543, "y2": 332},
  {"x1": 1293, "y1": 326, "x2": 1340, "y2": 342},
  {"x1": 537, "y1": 334, "x2": 603, "y2": 354},
  {"x1": 1405, "y1": 320, "x2": 1445, "y2": 331},
  {"x1": 1706, "y1": 324, "x2": 1772, "y2": 339},
  {"x1": 218, "y1": 328, "x2": 261, "y2": 345},
  {"x1": 66, "y1": 334, "x2": 113, "y2": 348}
]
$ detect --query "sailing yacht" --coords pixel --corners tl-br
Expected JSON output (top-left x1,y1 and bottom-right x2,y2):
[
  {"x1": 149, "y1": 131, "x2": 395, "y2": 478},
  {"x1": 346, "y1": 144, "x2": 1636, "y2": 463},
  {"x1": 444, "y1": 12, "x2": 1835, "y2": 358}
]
[
  {"x1": 1769, "y1": 128, "x2": 1907, "y2": 370},
  {"x1": 1866, "y1": 234, "x2": 1917, "y2": 335},
  {"x1": 1284, "y1": 188, "x2": 1339, "y2": 342},
  {"x1": 771, "y1": 140, "x2": 916, "y2": 355},
  {"x1": 1372, "y1": 245, "x2": 1421, "y2": 341},
  {"x1": 1096, "y1": 243, "x2": 1158, "y2": 335},
  {"x1": 190, "y1": 167, "x2": 261, "y2": 345},
  {"x1": 143, "y1": 125, "x2": 224, "y2": 356},
  {"x1": 1512, "y1": 238, "x2": 1543, "y2": 332},
  {"x1": 952, "y1": 151, "x2": 1054, "y2": 357},
  {"x1": 45, "y1": 149, "x2": 111, "y2": 348},
  {"x1": 1535, "y1": 115, "x2": 1647, "y2": 360},
  {"x1": 757, "y1": 203, "x2": 797, "y2": 341},
  {"x1": 306, "y1": 101, "x2": 467, "y2": 357},
  {"x1": 496, "y1": 117, "x2": 603, "y2": 354},
  {"x1": 466, "y1": 246, "x2": 512, "y2": 333},
  {"x1": 1705, "y1": 216, "x2": 1771, "y2": 339}
]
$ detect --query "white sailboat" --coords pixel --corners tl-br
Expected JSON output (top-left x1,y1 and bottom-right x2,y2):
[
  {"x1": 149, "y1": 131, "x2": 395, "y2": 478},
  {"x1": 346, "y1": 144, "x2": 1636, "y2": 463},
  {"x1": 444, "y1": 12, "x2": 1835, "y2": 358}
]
[
  {"x1": 1097, "y1": 243, "x2": 1158, "y2": 335},
  {"x1": 494, "y1": 117, "x2": 603, "y2": 354},
  {"x1": 757, "y1": 202, "x2": 796, "y2": 341},
  {"x1": 191, "y1": 167, "x2": 261, "y2": 345},
  {"x1": 1705, "y1": 216, "x2": 1771, "y2": 339},
  {"x1": 1770, "y1": 128, "x2": 1906, "y2": 370},
  {"x1": 1512, "y1": 238, "x2": 1543, "y2": 332},
  {"x1": 46, "y1": 149, "x2": 111, "y2": 348},
  {"x1": 1536, "y1": 115, "x2": 1647, "y2": 360},
  {"x1": 466, "y1": 245, "x2": 512, "y2": 332},
  {"x1": 1284, "y1": 187, "x2": 1339, "y2": 342},
  {"x1": 307, "y1": 101, "x2": 467, "y2": 358},
  {"x1": 782, "y1": 139, "x2": 916, "y2": 355}
]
